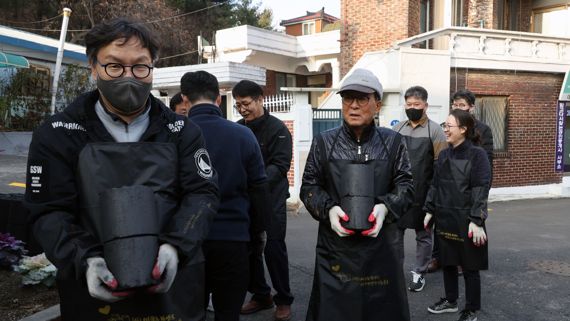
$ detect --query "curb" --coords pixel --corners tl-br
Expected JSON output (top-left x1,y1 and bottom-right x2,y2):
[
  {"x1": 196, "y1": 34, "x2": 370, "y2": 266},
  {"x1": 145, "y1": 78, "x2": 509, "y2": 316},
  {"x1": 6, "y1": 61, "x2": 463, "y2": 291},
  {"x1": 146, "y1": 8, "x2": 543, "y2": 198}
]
[{"x1": 18, "y1": 304, "x2": 60, "y2": 321}]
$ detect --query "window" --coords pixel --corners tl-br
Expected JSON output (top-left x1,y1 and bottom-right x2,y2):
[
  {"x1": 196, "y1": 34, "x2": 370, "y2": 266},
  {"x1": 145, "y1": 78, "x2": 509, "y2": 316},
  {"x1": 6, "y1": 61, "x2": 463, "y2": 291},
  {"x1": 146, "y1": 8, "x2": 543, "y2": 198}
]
[
  {"x1": 532, "y1": 6, "x2": 570, "y2": 37},
  {"x1": 275, "y1": 72, "x2": 296, "y2": 94},
  {"x1": 302, "y1": 21, "x2": 316, "y2": 35},
  {"x1": 452, "y1": 0, "x2": 465, "y2": 26},
  {"x1": 474, "y1": 96, "x2": 508, "y2": 152}
]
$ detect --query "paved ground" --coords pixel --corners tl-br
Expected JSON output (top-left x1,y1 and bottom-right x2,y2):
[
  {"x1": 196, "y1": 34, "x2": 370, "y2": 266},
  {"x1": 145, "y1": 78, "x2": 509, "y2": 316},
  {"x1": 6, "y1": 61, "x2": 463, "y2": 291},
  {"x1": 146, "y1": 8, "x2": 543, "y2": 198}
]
[
  {"x1": 223, "y1": 198, "x2": 570, "y2": 321},
  {"x1": 2, "y1": 155, "x2": 570, "y2": 320}
]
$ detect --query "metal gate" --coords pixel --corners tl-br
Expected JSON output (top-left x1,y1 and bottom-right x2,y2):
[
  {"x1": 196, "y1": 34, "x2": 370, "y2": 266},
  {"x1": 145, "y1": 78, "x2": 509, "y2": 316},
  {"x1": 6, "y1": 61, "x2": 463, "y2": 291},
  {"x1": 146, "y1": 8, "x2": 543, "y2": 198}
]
[{"x1": 313, "y1": 109, "x2": 342, "y2": 136}]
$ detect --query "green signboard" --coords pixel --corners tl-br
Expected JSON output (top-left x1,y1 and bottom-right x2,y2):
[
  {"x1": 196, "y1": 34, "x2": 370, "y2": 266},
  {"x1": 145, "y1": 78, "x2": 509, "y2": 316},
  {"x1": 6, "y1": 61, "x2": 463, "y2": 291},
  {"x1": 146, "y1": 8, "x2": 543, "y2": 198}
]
[{"x1": 560, "y1": 69, "x2": 570, "y2": 102}]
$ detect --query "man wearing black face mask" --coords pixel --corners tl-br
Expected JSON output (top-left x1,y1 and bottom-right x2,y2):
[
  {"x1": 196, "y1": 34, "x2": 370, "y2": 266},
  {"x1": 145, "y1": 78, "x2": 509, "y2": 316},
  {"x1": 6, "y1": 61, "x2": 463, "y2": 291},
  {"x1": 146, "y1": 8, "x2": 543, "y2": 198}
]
[
  {"x1": 24, "y1": 18, "x2": 219, "y2": 321},
  {"x1": 392, "y1": 86, "x2": 446, "y2": 293}
]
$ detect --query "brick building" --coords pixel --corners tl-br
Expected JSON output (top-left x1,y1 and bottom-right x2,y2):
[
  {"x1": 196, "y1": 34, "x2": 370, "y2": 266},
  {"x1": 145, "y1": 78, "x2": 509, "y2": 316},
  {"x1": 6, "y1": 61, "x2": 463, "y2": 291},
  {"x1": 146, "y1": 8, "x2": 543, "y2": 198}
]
[{"x1": 337, "y1": 0, "x2": 570, "y2": 187}]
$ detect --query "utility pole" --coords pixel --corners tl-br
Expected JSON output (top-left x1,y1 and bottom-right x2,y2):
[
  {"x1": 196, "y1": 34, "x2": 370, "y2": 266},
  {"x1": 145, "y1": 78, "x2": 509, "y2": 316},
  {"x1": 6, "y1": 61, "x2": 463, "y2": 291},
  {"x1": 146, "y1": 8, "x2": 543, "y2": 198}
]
[{"x1": 50, "y1": 7, "x2": 72, "y2": 115}]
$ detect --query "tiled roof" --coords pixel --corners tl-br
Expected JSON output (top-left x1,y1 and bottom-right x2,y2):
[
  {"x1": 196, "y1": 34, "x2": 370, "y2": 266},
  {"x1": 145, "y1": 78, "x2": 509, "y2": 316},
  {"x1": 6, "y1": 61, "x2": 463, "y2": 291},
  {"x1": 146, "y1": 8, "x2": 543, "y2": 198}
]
[{"x1": 280, "y1": 7, "x2": 339, "y2": 26}]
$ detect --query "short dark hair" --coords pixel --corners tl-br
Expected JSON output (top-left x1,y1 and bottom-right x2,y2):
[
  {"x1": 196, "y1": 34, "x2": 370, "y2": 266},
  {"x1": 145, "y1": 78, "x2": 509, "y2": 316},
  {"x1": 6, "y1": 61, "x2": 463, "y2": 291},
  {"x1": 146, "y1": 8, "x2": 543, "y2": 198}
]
[
  {"x1": 404, "y1": 86, "x2": 428, "y2": 101},
  {"x1": 452, "y1": 89, "x2": 476, "y2": 106},
  {"x1": 85, "y1": 17, "x2": 160, "y2": 65},
  {"x1": 450, "y1": 108, "x2": 480, "y2": 145},
  {"x1": 180, "y1": 71, "x2": 220, "y2": 104},
  {"x1": 232, "y1": 80, "x2": 263, "y2": 99},
  {"x1": 169, "y1": 92, "x2": 183, "y2": 111}
]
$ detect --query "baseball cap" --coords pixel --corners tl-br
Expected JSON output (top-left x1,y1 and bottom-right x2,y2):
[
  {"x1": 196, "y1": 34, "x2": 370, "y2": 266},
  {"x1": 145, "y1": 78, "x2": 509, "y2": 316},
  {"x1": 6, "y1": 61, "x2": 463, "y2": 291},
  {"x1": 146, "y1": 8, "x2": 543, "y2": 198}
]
[{"x1": 338, "y1": 68, "x2": 383, "y2": 99}]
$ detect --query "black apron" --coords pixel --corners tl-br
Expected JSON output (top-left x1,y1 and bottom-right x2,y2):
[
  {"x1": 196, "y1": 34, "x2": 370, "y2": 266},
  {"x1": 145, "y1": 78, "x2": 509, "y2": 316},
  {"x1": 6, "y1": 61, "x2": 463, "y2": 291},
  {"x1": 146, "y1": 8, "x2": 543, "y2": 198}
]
[
  {"x1": 57, "y1": 142, "x2": 206, "y2": 321},
  {"x1": 434, "y1": 154, "x2": 488, "y2": 271},
  {"x1": 306, "y1": 130, "x2": 410, "y2": 321},
  {"x1": 397, "y1": 122, "x2": 434, "y2": 229}
]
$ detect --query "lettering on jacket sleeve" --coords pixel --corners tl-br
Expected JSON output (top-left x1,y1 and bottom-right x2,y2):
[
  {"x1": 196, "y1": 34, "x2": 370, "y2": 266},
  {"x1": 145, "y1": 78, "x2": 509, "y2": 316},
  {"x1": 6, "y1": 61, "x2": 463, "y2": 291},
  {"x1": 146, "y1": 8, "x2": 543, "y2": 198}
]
[
  {"x1": 167, "y1": 120, "x2": 185, "y2": 133},
  {"x1": 51, "y1": 121, "x2": 86, "y2": 132},
  {"x1": 27, "y1": 160, "x2": 49, "y2": 201}
]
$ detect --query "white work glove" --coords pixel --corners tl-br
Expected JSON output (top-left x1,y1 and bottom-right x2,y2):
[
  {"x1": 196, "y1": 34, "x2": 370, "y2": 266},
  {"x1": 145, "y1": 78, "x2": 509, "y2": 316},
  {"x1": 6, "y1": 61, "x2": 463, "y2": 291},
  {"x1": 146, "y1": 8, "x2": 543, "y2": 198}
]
[
  {"x1": 468, "y1": 222, "x2": 487, "y2": 246},
  {"x1": 86, "y1": 257, "x2": 131, "y2": 302},
  {"x1": 328, "y1": 205, "x2": 354, "y2": 237},
  {"x1": 148, "y1": 243, "x2": 179, "y2": 293},
  {"x1": 362, "y1": 204, "x2": 388, "y2": 238},
  {"x1": 424, "y1": 213, "x2": 433, "y2": 231}
]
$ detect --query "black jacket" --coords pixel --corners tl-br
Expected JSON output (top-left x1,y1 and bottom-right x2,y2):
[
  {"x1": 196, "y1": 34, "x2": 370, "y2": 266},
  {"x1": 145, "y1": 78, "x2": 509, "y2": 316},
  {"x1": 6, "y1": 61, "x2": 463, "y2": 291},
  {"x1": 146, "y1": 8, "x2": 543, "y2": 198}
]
[
  {"x1": 189, "y1": 103, "x2": 269, "y2": 240},
  {"x1": 239, "y1": 108, "x2": 292, "y2": 239},
  {"x1": 24, "y1": 91, "x2": 219, "y2": 280},
  {"x1": 300, "y1": 122, "x2": 414, "y2": 223},
  {"x1": 424, "y1": 139, "x2": 490, "y2": 226},
  {"x1": 475, "y1": 119, "x2": 493, "y2": 171}
]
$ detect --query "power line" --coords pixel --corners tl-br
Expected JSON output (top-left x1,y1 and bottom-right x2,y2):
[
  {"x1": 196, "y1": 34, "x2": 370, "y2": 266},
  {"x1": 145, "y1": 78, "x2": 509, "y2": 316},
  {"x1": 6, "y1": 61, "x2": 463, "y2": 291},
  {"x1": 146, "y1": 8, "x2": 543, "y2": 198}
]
[
  {"x1": 7, "y1": 3, "x2": 224, "y2": 33},
  {"x1": 146, "y1": 2, "x2": 223, "y2": 24},
  {"x1": 159, "y1": 50, "x2": 198, "y2": 61},
  {"x1": 0, "y1": 13, "x2": 63, "y2": 25}
]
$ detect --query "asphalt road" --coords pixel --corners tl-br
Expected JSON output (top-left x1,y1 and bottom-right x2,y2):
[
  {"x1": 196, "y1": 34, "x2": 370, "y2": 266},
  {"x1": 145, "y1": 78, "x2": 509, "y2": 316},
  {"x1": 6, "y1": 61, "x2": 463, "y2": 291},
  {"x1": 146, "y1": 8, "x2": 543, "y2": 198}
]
[{"x1": 227, "y1": 198, "x2": 570, "y2": 321}]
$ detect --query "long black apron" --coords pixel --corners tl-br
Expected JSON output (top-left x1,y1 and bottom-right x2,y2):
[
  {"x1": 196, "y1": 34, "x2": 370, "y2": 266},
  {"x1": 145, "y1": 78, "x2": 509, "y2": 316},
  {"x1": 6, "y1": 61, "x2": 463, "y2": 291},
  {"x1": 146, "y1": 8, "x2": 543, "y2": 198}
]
[
  {"x1": 306, "y1": 130, "x2": 410, "y2": 321},
  {"x1": 397, "y1": 122, "x2": 434, "y2": 229},
  {"x1": 434, "y1": 154, "x2": 488, "y2": 271},
  {"x1": 57, "y1": 142, "x2": 205, "y2": 321}
]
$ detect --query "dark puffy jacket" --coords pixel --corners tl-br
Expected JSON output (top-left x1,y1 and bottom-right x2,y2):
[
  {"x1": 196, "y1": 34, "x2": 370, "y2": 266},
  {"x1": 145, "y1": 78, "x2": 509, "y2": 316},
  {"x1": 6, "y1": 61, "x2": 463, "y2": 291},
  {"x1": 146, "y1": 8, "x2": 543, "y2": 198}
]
[
  {"x1": 24, "y1": 90, "x2": 219, "y2": 280},
  {"x1": 300, "y1": 122, "x2": 414, "y2": 223},
  {"x1": 239, "y1": 108, "x2": 292, "y2": 240}
]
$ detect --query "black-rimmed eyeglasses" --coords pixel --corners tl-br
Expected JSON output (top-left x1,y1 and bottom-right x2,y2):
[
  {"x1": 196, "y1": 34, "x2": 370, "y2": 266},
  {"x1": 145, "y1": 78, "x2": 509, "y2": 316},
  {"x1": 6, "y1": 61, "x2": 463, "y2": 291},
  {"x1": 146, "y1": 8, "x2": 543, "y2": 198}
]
[
  {"x1": 98, "y1": 62, "x2": 153, "y2": 79},
  {"x1": 341, "y1": 95, "x2": 372, "y2": 107}
]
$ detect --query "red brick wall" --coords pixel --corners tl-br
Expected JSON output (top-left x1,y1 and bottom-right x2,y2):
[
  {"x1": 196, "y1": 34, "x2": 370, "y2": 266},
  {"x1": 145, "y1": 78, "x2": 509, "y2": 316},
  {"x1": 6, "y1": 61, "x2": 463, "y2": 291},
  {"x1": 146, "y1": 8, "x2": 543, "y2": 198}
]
[
  {"x1": 265, "y1": 70, "x2": 277, "y2": 96},
  {"x1": 284, "y1": 120, "x2": 295, "y2": 186},
  {"x1": 467, "y1": 0, "x2": 495, "y2": 28},
  {"x1": 451, "y1": 69, "x2": 564, "y2": 187},
  {"x1": 340, "y1": 0, "x2": 415, "y2": 76}
]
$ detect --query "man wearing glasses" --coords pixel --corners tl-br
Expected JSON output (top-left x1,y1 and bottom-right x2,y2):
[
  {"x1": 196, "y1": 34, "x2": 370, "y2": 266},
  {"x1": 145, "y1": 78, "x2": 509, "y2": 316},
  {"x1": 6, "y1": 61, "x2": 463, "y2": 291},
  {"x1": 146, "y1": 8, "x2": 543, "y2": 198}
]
[
  {"x1": 451, "y1": 89, "x2": 494, "y2": 173},
  {"x1": 233, "y1": 80, "x2": 294, "y2": 321},
  {"x1": 24, "y1": 18, "x2": 219, "y2": 320},
  {"x1": 300, "y1": 68, "x2": 414, "y2": 321}
]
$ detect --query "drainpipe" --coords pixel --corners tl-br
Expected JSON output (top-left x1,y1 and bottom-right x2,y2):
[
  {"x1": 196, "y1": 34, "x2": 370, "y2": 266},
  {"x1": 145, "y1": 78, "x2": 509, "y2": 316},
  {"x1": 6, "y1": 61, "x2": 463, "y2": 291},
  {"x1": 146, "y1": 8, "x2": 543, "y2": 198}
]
[{"x1": 50, "y1": 7, "x2": 72, "y2": 115}]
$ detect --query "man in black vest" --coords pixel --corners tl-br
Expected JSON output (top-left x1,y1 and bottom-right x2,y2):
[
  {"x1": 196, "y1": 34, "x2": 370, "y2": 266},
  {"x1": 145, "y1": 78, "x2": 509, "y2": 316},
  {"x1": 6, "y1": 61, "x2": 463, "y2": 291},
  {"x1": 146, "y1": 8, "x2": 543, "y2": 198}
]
[{"x1": 393, "y1": 86, "x2": 447, "y2": 292}]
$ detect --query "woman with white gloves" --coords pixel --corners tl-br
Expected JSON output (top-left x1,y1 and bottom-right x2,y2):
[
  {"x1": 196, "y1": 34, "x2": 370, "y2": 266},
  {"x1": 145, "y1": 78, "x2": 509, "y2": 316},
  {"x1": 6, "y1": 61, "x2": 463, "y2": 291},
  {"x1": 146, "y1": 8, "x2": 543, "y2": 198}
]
[{"x1": 423, "y1": 109, "x2": 490, "y2": 321}]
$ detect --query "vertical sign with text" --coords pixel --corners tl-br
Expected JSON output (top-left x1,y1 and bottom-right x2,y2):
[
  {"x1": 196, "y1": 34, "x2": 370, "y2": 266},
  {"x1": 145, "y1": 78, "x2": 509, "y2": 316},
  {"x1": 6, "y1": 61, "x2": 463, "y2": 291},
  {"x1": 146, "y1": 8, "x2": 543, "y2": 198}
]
[{"x1": 555, "y1": 101, "x2": 566, "y2": 172}]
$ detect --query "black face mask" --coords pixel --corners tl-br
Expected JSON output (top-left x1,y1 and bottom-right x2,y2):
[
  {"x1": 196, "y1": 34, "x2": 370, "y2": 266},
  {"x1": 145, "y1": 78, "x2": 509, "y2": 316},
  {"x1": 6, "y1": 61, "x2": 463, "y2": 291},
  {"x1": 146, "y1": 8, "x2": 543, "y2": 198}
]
[
  {"x1": 405, "y1": 108, "x2": 424, "y2": 122},
  {"x1": 97, "y1": 76, "x2": 152, "y2": 116}
]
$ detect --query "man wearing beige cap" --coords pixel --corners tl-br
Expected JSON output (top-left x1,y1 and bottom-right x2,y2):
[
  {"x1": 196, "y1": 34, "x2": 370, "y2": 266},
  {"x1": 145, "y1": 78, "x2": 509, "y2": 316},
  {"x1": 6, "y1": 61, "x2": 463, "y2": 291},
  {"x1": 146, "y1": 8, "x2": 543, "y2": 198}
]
[{"x1": 300, "y1": 68, "x2": 414, "y2": 321}]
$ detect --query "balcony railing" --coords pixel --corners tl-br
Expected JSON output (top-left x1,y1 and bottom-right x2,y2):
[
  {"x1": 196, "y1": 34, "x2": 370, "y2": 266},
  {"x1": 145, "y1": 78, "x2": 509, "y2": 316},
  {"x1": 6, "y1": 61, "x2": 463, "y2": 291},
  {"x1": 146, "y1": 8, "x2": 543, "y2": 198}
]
[
  {"x1": 395, "y1": 27, "x2": 570, "y2": 67},
  {"x1": 232, "y1": 93, "x2": 294, "y2": 118}
]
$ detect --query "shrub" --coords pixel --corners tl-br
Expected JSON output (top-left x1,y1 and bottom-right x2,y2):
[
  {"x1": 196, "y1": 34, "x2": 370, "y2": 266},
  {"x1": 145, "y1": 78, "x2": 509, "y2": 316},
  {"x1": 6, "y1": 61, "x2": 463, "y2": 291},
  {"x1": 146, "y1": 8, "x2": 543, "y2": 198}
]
[{"x1": 0, "y1": 232, "x2": 27, "y2": 269}]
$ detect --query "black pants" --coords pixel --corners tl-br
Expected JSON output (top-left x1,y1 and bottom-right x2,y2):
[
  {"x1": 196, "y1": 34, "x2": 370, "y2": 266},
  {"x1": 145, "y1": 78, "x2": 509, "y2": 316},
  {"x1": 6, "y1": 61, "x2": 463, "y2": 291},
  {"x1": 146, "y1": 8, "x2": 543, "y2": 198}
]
[
  {"x1": 249, "y1": 239, "x2": 294, "y2": 306},
  {"x1": 203, "y1": 241, "x2": 249, "y2": 321},
  {"x1": 443, "y1": 266, "x2": 481, "y2": 311}
]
